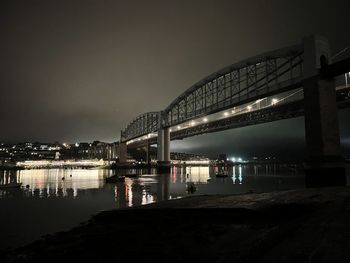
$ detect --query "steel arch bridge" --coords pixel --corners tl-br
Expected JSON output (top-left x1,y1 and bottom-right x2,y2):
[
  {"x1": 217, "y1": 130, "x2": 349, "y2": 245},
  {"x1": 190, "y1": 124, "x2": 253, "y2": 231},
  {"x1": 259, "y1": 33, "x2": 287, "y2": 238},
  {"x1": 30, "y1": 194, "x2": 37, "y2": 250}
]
[
  {"x1": 118, "y1": 35, "x2": 350, "y2": 187},
  {"x1": 122, "y1": 44, "x2": 306, "y2": 143}
]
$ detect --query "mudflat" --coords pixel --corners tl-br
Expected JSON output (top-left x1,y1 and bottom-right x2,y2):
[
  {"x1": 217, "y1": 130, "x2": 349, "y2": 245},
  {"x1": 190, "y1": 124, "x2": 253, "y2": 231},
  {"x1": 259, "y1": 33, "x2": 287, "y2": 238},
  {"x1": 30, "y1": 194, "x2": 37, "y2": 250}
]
[{"x1": 3, "y1": 186, "x2": 350, "y2": 263}]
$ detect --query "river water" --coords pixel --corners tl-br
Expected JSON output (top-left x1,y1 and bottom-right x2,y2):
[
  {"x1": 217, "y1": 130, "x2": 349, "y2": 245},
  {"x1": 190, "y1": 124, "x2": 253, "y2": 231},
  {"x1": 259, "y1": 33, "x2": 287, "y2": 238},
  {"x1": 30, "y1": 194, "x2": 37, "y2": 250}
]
[{"x1": 0, "y1": 164, "x2": 348, "y2": 248}]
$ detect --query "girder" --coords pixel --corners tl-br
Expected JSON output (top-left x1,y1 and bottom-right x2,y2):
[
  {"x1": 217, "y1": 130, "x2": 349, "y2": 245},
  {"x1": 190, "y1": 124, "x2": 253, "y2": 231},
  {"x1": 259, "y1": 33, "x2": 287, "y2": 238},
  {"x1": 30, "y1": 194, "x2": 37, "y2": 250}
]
[{"x1": 124, "y1": 87, "x2": 350, "y2": 146}]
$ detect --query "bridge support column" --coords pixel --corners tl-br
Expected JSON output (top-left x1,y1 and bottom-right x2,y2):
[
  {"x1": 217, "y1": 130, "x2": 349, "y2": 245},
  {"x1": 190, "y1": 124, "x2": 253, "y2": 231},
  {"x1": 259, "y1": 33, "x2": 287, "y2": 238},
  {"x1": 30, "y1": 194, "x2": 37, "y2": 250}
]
[
  {"x1": 118, "y1": 142, "x2": 127, "y2": 164},
  {"x1": 302, "y1": 35, "x2": 346, "y2": 187},
  {"x1": 157, "y1": 126, "x2": 171, "y2": 173},
  {"x1": 145, "y1": 139, "x2": 151, "y2": 165}
]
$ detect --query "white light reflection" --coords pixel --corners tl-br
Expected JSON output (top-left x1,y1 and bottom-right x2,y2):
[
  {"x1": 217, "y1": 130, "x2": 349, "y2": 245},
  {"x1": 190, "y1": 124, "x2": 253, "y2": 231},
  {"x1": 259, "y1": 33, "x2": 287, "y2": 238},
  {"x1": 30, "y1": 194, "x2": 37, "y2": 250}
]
[{"x1": 185, "y1": 166, "x2": 210, "y2": 183}]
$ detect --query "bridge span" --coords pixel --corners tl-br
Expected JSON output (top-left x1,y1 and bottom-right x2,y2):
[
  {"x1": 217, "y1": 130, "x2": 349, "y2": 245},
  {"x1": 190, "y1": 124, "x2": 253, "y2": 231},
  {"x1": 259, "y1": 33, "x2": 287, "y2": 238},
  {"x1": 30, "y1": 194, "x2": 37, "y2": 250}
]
[{"x1": 119, "y1": 35, "x2": 350, "y2": 187}]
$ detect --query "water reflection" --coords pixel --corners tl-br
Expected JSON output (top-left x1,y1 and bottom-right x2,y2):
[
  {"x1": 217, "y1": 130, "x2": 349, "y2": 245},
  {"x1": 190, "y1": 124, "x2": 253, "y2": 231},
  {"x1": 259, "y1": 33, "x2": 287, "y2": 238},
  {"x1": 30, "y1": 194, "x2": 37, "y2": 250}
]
[
  {"x1": 4, "y1": 163, "x2": 346, "y2": 199},
  {"x1": 0, "y1": 164, "x2": 307, "y2": 204},
  {"x1": 1, "y1": 164, "x2": 345, "y2": 248}
]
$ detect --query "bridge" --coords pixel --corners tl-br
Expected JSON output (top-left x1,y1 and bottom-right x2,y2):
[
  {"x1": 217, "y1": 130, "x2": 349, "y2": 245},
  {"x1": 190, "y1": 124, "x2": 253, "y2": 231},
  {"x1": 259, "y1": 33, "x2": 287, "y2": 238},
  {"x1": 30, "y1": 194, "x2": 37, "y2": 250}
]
[{"x1": 119, "y1": 35, "x2": 350, "y2": 187}]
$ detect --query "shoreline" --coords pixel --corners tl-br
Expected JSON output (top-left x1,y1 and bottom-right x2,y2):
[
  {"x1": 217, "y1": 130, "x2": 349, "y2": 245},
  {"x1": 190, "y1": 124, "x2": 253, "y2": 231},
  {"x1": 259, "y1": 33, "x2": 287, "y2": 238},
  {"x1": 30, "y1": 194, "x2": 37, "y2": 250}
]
[{"x1": 3, "y1": 186, "x2": 350, "y2": 262}]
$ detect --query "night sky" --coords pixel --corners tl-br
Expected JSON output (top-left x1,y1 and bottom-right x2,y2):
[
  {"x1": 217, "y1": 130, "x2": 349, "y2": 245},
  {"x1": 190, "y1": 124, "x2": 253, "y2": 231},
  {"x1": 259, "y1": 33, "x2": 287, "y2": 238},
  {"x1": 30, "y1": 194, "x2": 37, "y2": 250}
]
[{"x1": 1, "y1": 0, "x2": 350, "y2": 158}]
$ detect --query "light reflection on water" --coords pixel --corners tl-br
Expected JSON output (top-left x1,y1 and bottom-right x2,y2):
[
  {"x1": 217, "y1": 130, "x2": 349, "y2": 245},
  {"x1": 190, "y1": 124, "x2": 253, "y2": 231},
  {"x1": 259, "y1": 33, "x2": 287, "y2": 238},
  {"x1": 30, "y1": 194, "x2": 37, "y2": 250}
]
[
  {"x1": 0, "y1": 164, "x2": 328, "y2": 248},
  {"x1": 0, "y1": 165, "x2": 306, "y2": 204}
]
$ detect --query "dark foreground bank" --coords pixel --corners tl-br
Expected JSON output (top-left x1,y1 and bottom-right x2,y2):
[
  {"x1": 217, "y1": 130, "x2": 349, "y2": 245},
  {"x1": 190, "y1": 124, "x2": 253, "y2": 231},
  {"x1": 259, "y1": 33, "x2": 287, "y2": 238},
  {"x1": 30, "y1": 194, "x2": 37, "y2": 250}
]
[{"x1": 3, "y1": 187, "x2": 350, "y2": 263}]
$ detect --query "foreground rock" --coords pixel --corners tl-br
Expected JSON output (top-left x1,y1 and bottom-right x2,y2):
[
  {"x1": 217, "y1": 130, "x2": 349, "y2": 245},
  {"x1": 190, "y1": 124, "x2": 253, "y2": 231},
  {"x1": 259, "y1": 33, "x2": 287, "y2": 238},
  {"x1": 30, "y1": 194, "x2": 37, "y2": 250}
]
[{"x1": 3, "y1": 187, "x2": 350, "y2": 262}]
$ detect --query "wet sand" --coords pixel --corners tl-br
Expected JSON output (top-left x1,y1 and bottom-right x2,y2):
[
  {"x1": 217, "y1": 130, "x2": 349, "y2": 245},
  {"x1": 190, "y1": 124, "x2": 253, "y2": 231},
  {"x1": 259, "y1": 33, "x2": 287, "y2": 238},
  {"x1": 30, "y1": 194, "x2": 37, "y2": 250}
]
[{"x1": 3, "y1": 186, "x2": 350, "y2": 262}]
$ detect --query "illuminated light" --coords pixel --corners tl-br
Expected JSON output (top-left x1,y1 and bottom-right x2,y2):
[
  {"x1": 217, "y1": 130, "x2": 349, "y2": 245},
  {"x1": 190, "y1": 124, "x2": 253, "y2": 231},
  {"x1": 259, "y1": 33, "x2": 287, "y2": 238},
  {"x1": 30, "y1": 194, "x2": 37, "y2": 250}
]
[
  {"x1": 224, "y1": 112, "x2": 229, "y2": 117},
  {"x1": 271, "y1": 98, "x2": 278, "y2": 105},
  {"x1": 177, "y1": 125, "x2": 181, "y2": 130},
  {"x1": 190, "y1": 121, "x2": 196, "y2": 126},
  {"x1": 231, "y1": 110, "x2": 235, "y2": 114},
  {"x1": 169, "y1": 128, "x2": 172, "y2": 132},
  {"x1": 247, "y1": 105, "x2": 252, "y2": 111},
  {"x1": 75, "y1": 143, "x2": 79, "y2": 147},
  {"x1": 256, "y1": 99, "x2": 263, "y2": 103},
  {"x1": 203, "y1": 118, "x2": 208, "y2": 122},
  {"x1": 231, "y1": 157, "x2": 236, "y2": 162},
  {"x1": 238, "y1": 158, "x2": 242, "y2": 162}
]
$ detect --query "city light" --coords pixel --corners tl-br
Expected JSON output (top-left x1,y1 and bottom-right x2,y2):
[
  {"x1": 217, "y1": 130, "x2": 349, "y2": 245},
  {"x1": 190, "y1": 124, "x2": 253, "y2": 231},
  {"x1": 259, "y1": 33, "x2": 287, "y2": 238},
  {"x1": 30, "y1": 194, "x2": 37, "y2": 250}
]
[
  {"x1": 203, "y1": 117, "x2": 208, "y2": 122},
  {"x1": 247, "y1": 105, "x2": 252, "y2": 111},
  {"x1": 271, "y1": 98, "x2": 278, "y2": 105},
  {"x1": 231, "y1": 157, "x2": 236, "y2": 162},
  {"x1": 190, "y1": 121, "x2": 196, "y2": 126},
  {"x1": 224, "y1": 112, "x2": 229, "y2": 116},
  {"x1": 238, "y1": 157, "x2": 242, "y2": 162},
  {"x1": 177, "y1": 125, "x2": 181, "y2": 130}
]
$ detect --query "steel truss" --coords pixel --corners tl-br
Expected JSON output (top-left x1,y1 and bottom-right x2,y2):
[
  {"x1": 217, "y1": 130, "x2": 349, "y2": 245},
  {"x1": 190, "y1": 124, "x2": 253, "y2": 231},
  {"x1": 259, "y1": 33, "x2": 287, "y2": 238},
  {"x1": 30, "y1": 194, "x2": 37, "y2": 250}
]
[
  {"x1": 121, "y1": 112, "x2": 159, "y2": 142},
  {"x1": 164, "y1": 45, "x2": 304, "y2": 127},
  {"x1": 121, "y1": 42, "x2": 350, "y2": 144}
]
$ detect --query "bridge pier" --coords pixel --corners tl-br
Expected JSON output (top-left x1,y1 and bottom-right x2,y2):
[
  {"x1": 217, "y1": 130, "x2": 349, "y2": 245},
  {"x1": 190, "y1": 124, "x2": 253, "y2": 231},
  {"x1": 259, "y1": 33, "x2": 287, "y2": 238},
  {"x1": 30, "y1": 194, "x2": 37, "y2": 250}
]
[
  {"x1": 302, "y1": 35, "x2": 346, "y2": 187},
  {"x1": 157, "y1": 126, "x2": 171, "y2": 173},
  {"x1": 145, "y1": 139, "x2": 151, "y2": 165},
  {"x1": 118, "y1": 141, "x2": 127, "y2": 164}
]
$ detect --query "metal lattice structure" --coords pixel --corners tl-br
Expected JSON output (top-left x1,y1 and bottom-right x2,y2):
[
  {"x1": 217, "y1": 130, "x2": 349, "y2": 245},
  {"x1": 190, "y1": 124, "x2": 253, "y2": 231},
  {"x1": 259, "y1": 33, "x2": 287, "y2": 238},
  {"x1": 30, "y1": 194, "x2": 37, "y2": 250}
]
[
  {"x1": 121, "y1": 45, "x2": 305, "y2": 142},
  {"x1": 164, "y1": 45, "x2": 304, "y2": 127},
  {"x1": 121, "y1": 112, "x2": 159, "y2": 142}
]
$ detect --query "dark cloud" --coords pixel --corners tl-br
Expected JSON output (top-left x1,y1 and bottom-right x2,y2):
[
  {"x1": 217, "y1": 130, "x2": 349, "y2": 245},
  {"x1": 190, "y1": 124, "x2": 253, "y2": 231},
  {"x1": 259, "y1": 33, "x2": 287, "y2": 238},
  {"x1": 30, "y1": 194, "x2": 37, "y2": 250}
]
[{"x1": 1, "y1": 0, "x2": 350, "y2": 157}]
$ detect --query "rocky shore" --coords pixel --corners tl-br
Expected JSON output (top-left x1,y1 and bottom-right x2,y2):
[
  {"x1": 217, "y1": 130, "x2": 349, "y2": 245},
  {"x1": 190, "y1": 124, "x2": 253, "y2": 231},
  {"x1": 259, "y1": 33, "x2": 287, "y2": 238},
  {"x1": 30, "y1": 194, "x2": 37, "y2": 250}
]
[{"x1": 3, "y1": 186, "x2": 350, "y2": 262}]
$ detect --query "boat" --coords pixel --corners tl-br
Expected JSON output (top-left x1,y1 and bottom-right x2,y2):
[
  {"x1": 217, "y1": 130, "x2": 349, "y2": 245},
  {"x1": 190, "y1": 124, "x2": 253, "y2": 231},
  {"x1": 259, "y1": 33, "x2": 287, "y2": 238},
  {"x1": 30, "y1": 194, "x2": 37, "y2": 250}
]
[
  {"x1": 0, "y1": 182, "x2": 22, "y2": 189},
  {"x1": 105, "y1": 175, "x2": 125, "y2": 183}
]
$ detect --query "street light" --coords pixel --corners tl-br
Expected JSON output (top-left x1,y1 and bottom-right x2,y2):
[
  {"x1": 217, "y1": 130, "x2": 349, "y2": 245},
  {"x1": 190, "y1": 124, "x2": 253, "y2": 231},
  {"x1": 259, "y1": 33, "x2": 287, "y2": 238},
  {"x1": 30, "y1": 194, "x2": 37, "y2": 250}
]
[
  {"x1": 203, "y1": 117, "x2": 208, "y2": 122},
  {"x1": 271, "y1": 98, "x2": 278, "y2": 105},
  {"x1": 247, "y1": 105, "x2": 252, "y2": 111},
  {"x1": 224, "y1": 112, "x2": 229, "y2": 117}
]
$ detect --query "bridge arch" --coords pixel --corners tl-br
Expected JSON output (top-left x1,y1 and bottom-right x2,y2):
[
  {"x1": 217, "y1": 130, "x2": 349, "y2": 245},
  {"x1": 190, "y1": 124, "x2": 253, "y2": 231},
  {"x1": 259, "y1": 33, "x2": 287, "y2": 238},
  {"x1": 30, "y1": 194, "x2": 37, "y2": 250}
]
[
  {"x1": 121, "y1": 111, "x2": 159, "y2": 142},
  {"x1": 164, "y1": 45, "x2": 304, "y2": 127}
]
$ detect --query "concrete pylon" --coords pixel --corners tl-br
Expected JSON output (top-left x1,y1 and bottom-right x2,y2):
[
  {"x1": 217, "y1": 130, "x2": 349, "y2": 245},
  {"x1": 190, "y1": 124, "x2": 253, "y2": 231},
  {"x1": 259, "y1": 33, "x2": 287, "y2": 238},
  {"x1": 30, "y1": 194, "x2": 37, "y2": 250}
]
[
  {"x1": 145, "y1": 139, "x2": 151, "y2": 165},
  {"x1": 157, "y1": 112, "x2": 171, "y2": 173},
  {"x1": 118, "y1": 141, "x2": 127, "y2": 164},
  {"x1": 302, "y1": 35, "x2": 346, "y2": 187}
]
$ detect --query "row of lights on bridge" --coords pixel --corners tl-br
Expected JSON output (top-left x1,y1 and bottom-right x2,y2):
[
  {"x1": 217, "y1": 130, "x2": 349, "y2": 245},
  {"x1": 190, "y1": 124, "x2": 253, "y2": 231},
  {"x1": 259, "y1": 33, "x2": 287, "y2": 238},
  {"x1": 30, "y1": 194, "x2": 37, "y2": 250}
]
[
  {"x1": 127, "y1": 97, "x2": 280, "y2": 143},
  {"x1": 175, "y1": 97, "x2": 279, "y2": 130}
]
